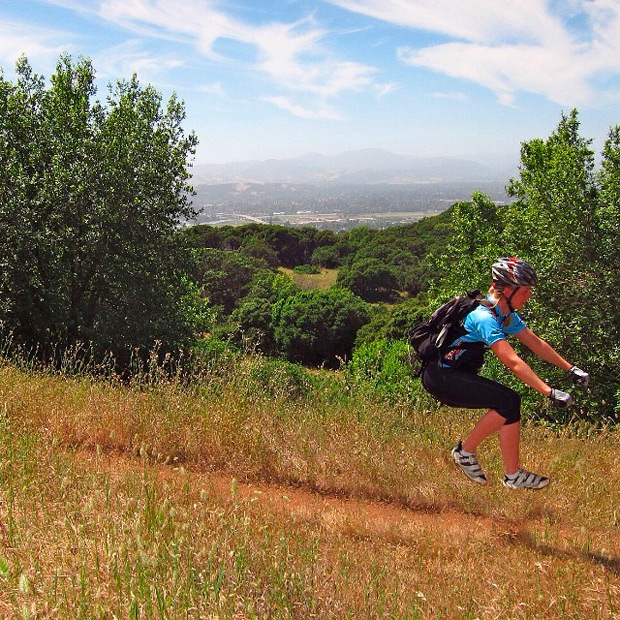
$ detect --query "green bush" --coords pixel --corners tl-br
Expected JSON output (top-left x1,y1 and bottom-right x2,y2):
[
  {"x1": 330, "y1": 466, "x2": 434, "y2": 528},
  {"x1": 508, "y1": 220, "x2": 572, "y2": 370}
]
[
  {"x1": 194, "y1": 248, "x2": 275, "y2": 316},
  {"x1": 354, "y1": 294, "x2": 430, "y2": 348},
  {"x1": 345, "y1": 339, "x2": 422, "y2": 404},
  {"x1": 293, "y1": 264, "x2": 321, "y2": 274},
  {"x1": 245, "y1": 358, "x2": 315, "y2": 400},
  {"x1": 231, "y1": 297, "x2": 276, "y2": 354},
  {"x1": 271, "y1": 288, "x2": 371, "y2": 367},
  {"x1": 190, "y1": 337, "x2": 240, "y2": 376}
]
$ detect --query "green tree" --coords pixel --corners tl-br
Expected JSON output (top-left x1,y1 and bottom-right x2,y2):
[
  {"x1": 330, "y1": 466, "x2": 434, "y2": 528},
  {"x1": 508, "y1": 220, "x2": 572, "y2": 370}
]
[
  {"x1": 0, "y1": 54, "x2": 199, "y2": 360},
  {"x1": 231, "y1": 271, "x2": 298, "y2": 354},
  {"x1": 506, "y1": 110, "x2": 598, "y2": 293},
  {"x1": 501, "y1": 110, "x2": 616, "y2": 418},
  {"x1": 430, "y1": 192, "x2": 505, "y2": 298},
  {"x1": 336, "y1": 257, "x2": 400, "y2": 302},
  {"x1": 311, "y1": 244, "x2": 341, "y2": 268},
  {"x1": 271, "y1": 288, "x2": 371, "y2": 366},
  {"x1": 596, "y1": 128, "x2": 620, "y2": 407},
  {"x1": 176, "y1": 224, "x2": 226, "y2": 250},
  {"x1": 598, "y1": 127, "x2": 620, "y2": 269},
  {"x1": 239, "y1": 238, "x2": 279, "y2": 267},
  {"x1": 194, "y1": 248, "x2": 274, "y2": 316}
]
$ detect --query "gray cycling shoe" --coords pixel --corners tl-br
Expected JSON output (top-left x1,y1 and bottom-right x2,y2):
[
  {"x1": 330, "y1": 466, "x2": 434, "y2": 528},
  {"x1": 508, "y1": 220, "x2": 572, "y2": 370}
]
[
  {"x1": 451, "y1": 441, "x2": 488, "y2": 485},
  {"x1": 503, "y1": 468, "x2": 550, "y2": 490}
]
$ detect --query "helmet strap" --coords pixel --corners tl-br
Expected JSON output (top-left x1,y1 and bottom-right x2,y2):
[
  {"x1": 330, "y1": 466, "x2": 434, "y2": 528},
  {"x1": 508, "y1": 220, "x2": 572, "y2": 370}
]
[{"x1": 504, "y1": 287, "x2": 519, "y2": 314}]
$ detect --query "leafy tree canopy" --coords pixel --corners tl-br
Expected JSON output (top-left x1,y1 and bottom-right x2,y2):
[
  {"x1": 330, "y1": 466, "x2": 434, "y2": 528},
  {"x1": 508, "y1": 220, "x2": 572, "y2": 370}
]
[
  {"x1": 271, "y1": 288, "x2": 371, "y2": 366},
  {"x1": 0, "y1": 54, "x2": 200, "y2": 363},
  {"x1": 193, "y1": 248, "x2": 275, "y2": 316},
  {"x1": 336, "y1": 257, "x2": 400, "y2": 302}
]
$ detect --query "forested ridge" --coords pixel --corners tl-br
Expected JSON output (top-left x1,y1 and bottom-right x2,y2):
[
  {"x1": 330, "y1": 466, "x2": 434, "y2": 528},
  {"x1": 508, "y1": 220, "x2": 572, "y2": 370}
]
[{"x1": 1, "y1": 55, "x2": 619, "y2": 423}]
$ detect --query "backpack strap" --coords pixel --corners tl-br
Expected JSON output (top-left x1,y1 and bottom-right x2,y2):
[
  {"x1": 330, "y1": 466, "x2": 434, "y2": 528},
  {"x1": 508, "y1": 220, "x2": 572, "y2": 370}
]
[{"x1": 438, "y1": 291, "x2": 488, "y2": 370}]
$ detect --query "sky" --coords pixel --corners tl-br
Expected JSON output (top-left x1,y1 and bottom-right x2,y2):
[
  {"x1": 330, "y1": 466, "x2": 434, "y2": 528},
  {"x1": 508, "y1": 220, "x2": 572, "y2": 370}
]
[{"x1": 1, "y1": 0, "x2": 619, "y2": 166}]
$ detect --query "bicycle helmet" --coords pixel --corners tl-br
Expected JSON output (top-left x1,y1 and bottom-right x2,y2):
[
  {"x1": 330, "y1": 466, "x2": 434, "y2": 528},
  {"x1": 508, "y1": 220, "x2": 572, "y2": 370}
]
[{"x1": 491, "y1": 257, "x2": 538, "y2": 289}]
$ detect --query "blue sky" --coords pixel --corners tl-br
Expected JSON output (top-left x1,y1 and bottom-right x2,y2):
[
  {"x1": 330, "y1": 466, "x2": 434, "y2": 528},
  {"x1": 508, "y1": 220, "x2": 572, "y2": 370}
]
[{"x1": 1, "y1": 0, "x2": 619, "y2": 166}]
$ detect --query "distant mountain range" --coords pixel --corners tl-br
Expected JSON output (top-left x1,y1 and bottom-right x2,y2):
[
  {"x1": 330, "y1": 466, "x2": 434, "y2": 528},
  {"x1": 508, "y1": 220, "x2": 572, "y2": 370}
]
[{"x1": 190, "y1": 148, "x2": 517, "y2": 186}]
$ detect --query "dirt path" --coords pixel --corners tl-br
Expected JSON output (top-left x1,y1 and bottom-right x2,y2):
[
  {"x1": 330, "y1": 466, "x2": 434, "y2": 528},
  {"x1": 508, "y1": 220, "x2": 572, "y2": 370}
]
[
  {"x1": 86, "y1": 450, "x2": 620, "y2": 566},
  {"x1": 207, "y1": 471, "x2": 502, "y2": 542},
  {"x1": 198, "y1": 469, "x2": 620, "y2": 577}
]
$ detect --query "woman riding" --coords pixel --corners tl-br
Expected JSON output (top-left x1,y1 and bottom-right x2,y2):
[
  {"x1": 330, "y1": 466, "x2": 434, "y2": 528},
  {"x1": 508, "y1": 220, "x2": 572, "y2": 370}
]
[{"x1": 421, "y1": 257, "x2": 589, "y2": 489}]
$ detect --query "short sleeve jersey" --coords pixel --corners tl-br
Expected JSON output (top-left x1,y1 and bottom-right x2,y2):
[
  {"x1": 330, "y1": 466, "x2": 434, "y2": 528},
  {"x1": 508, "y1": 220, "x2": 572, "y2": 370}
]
[{"x1": 441, "y1": 298, "x2": 527, "y2": 370}]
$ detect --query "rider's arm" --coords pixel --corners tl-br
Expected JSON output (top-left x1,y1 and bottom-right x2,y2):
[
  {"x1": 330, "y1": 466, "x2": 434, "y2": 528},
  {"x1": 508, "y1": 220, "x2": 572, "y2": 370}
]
[
  {"x1": 514, "y1": 327, "x2": 572, "y2": 371},
  {"x1": 490, "y1": 338, "x2": 552, "y2": 396}
]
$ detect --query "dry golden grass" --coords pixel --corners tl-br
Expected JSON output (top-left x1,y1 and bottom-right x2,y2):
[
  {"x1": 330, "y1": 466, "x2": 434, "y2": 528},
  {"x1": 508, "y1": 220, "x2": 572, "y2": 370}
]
[
  {"x1": 1, "y1": 360, "x2": 620, "y2": 618},
  {"x1": 279, "y1": 267, "x2": 339, "y2": 291}
]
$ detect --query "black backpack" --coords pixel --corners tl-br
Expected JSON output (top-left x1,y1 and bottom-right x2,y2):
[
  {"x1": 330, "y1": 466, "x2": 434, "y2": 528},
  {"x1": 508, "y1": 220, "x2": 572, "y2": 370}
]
[{"x1": 410, "y1": 290, "x2": 489, "y2": 375}]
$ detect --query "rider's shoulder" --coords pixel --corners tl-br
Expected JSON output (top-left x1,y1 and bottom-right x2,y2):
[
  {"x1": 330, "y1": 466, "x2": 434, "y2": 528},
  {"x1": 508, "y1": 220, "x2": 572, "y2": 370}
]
[{"x1": 469, "y1": 303, "x2": 496, "y2": 320}]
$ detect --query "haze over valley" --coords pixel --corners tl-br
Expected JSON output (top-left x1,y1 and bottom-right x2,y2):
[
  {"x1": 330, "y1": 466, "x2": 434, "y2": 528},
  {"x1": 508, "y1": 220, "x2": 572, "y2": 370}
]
[{"x1": 190, "y1": 149, "x2": 514, "y2": 229}]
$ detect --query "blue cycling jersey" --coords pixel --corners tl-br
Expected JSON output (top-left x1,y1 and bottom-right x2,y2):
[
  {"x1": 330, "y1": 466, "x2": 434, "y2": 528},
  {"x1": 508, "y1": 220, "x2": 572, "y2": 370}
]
[{"x1": 441, "y1": 297, "x2": 526, "y2": 369}]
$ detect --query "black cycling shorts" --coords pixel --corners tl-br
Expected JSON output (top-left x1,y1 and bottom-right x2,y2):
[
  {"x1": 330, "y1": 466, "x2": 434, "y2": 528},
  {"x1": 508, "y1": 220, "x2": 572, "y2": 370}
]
[{"x1": 421, "y1": 363, "x2": 521, "y2": 425}]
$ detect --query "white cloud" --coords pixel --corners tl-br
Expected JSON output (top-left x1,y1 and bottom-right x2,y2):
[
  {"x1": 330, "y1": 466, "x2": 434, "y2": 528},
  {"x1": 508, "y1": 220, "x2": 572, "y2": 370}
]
[
  {"x1": 399, "y1": 42, "x2": 591, "y2": 106},
  {"x1": 399, "y1": 38, "x2": 600, "y2": 107},
  {"x1": 330, "y1": 0, "x2": 620, "y2": 107},
  {"x1": 250, "y1": 18, "x2": 372, "y2": 96},
  {"x1": 583, "y1": 1, "x2": 620, "y2": 70},
  {"x1": 262, "y1": 96, "x2": 343, "y2": 119},
  {"x1": 433, "y1": 91, "x2": 468, "y2": 101},
  {"x1": 0, "y1": 5, "x2": 185, "y2": 86},
  {"x1": 0, "y1": 20, "x2": 71, "y2": 70},
  {"x1": 94, "y1": 1, "x2": 387, "y2": 100},
  {"x1": 373, "y1": 82, "x2": 400, "y2": 97},
  {"x1": 93, "y1": 40, "x2": 183, "y2": 83},
  {"x1": 5, "y1": 0, "x2": 392, "y2": 118},
  {"x1": 199, "y1": 81, "x2": 227, "y2": 97},
  {"x1": 327, "y1": 0, "x2": 567, "y2": 45},
  {"x1": 100, "y1": 0, "x2": 240, "y2": 54}
]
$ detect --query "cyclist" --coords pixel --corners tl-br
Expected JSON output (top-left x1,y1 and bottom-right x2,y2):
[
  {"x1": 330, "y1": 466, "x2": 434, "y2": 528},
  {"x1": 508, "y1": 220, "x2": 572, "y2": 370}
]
[{"x1": 421, "y1": 257, "x2": 589, "y2": 489}]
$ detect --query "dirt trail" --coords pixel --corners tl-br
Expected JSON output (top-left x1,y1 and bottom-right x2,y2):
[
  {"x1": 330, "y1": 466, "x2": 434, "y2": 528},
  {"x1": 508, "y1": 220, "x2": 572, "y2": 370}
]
[
  {"x1": 88, "y1": 450, "x2": 620, "y2": 561},
  {"x1": 195, "y1": 468, "x2": 620, "y2": 574},
  {"x1": 205, "y1": 470, "x2": 510, "y2": 547}
]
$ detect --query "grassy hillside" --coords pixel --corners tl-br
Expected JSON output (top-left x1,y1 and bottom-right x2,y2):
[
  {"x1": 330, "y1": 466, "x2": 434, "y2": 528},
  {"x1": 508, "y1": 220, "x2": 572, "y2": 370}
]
[
  {"x1": 1, "y1": 358, "x2": 619, "y2": 618},
  {"x1": 279, "y1": 266, "x2": 339, "y2": 291}
]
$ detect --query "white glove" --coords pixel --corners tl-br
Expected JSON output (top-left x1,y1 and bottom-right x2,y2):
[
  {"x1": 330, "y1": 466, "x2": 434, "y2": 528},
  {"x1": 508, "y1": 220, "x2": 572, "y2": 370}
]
[
  {"x1": 548, "y1": 388, "x2": 573, "y2": 408},
  {"x1": 569, "y1": 366, "x2": 589, "y2": 388}
]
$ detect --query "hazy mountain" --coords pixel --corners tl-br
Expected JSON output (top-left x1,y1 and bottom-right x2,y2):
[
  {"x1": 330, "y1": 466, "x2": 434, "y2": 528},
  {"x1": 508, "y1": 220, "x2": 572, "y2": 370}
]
[{"x1": 190, "y1": 148, "x2": 515, "y2": 185}]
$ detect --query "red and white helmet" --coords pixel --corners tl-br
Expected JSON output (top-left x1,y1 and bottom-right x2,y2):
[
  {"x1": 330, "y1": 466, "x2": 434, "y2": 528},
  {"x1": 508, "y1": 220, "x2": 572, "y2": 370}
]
[{"x1": 492, "y1": 257, "x2": 538, "y2": 289}]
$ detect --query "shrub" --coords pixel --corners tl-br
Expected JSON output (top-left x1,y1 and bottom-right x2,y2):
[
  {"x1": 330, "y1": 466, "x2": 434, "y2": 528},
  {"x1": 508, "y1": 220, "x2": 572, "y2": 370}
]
[
  {"x1": 336, "y1": 258, "x2": 400, "y2": 302},
  {"x1": 245, "y1": 358, "x2": 315, "y2": 400},
  {"x1": 189, "y1": 336, "x2": 240, "y2": 377},
  {"x1": 354, "y1": 294, "x2": 430, "y2": 348},
  {"x1": 271, "y1": 288, "x2": 371, "y2": 367},
  {"x1": 345, "y1": 339, "x2": 422, "y2": 404},
  {"x1": 293, "y1": 264, "x2": 321, "y2": 274}
]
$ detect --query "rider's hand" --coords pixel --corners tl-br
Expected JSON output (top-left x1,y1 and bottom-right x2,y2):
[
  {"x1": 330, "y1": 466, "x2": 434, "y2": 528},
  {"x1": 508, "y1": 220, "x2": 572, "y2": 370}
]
[
  {"x1": 548, "y1": 388, "x2": 574, "y2": 408},
  {"x1": 569, "y1": 366, "x2": 590, "y2": 388}
]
